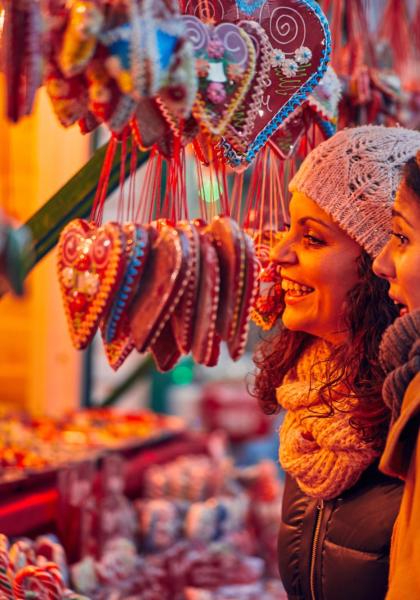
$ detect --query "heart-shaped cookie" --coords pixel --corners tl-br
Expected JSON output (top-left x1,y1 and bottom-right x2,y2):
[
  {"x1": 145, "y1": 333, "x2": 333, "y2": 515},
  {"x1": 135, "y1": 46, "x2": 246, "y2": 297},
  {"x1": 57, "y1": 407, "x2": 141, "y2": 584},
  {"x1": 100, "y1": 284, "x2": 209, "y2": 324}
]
[
  {"x1": 129, "y1": 223, "x2": 192, "y2": 353},
  {"x1": 224, "y1": 20, "x2": 272, "y2": 154},
  {"x1": 182, "y1": 0, "x2": 330, "y2": 166},
  {"x1": 210, "y1": 216, "x2": 245, "y2": 341},
  {"x1": 181, "y1": 16, "x2": 257, "y2": 136},
  {"x1": 101, "y1": 224, "x2": 150, "y2": 371},
  {"x1": 150, "y1": 320, "x2": 182, "y2": 372},
  {"x1": 227, "y1": 231, "x2": 258, "y2": 360},
  {"x1": 57, "y1": 219, "x2": 125, "y2": 350},
  {"x1": 191, "y1": 225, "x2": 222, "y2": 367},
  {"x1": 102, "y1": 224, "x2": 150, "y2": 343},
  {"x1": 171, "y1": 221, "x2": 201, "y2": 355}
]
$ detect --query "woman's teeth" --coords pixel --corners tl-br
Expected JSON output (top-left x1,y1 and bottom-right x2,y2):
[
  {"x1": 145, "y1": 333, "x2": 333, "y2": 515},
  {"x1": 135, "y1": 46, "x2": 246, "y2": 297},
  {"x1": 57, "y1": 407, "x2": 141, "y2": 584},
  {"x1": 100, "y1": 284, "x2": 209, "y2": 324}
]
[{"x1": 281, "y1": 279, "x2": 314, "y2": 297}]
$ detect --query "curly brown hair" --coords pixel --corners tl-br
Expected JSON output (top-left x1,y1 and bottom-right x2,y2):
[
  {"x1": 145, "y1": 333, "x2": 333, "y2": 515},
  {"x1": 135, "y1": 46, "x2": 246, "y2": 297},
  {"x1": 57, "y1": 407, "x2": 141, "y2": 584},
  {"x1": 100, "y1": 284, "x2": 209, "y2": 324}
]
[
  {"x1": 252, "y1": 251, "x2": 399, "y2": 445},
  {"x1": 404, "y1": 152, "x2": 420, "y2": 201}
]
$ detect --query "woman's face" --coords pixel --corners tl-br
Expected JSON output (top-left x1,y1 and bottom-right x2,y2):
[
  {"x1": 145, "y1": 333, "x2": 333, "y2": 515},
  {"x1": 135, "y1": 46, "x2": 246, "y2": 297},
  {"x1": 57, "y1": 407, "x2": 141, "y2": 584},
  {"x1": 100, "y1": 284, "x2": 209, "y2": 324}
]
[
  {"x1": 270, "y1": 192, "x2": 361, "y2": 343},
  {"x1": 373, "y1": 181, "x2": 420, "y2": 314}
]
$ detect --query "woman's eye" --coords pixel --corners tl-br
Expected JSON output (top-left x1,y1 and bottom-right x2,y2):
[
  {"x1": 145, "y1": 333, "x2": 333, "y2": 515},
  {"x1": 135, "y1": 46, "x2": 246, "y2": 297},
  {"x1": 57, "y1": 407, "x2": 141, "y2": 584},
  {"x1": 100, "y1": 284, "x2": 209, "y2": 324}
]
[
  {"x1": 390, "y1": 231, "x2": 409, "y2": 246},
  {"x1": 303, "y1": 233, "x2": 325, "y2": 246}
]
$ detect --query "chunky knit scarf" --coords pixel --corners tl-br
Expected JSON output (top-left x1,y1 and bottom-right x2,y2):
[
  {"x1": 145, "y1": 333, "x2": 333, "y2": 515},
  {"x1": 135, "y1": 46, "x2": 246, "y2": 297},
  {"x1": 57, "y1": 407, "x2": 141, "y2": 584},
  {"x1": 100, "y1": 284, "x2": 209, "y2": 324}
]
[
  {"x1": 276, "y1": 340, "x2": 380, "y2": 500},
  {"x1": 379, "y1": 309, "x2": 420, "y2": 424}
]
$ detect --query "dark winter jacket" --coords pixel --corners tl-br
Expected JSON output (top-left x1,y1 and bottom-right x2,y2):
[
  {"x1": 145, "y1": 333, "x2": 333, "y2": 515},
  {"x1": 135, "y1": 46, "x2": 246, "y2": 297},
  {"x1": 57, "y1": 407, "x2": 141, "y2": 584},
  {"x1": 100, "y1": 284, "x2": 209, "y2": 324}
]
[{"x1": 278, "y1": 464, "x2": 403, "y2": 600}]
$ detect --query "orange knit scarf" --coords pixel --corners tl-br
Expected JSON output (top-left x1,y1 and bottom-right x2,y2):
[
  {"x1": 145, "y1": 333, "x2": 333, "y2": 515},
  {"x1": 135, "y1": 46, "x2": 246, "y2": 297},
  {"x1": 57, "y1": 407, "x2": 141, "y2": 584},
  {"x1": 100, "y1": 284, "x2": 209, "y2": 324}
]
[{"x1": 276, "y1": 340, "x2": 380, "y2": 500}]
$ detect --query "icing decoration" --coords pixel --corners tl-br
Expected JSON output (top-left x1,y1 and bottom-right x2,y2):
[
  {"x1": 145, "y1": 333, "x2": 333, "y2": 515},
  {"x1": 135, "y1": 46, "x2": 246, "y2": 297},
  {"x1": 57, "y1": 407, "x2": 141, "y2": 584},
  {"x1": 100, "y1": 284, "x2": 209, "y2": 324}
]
[
  {"x1": 224, "y1": 20, "x2": 272, "y2": 154},
  {"x1": 182, "y1": 16, "x2": 257, "y2": 136},
  {"x1": 102, "y1": 223, "x2": 149, "y2": 343},
  {"x1": 57, "y1": 219, "x2": 126, "y2": 350},
  {"x1": 306, "y1": 65, "x2": 341, "y2": 125},
  {"x1": 101, "y1": 224, "x2": 150, "y2": 370}
]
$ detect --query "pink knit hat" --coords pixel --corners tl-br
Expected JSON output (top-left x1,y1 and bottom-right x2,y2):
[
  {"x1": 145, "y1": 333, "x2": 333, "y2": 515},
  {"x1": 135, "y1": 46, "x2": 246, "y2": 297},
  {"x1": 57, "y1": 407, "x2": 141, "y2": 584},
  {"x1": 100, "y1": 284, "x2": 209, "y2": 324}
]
[{"x1": 289, "y1": 125, "x2": 420, "y2": 257}]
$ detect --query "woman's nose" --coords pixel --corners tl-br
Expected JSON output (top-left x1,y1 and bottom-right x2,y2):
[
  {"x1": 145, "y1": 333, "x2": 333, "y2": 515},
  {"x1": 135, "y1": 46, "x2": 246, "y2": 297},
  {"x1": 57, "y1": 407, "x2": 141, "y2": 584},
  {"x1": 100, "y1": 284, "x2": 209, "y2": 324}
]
[
  {"x1": 269, "y1": 233, "x2": 297, "y2": 266},
  {"x1": 372, "y1": 243, "x2": 396, "y2": 281}
]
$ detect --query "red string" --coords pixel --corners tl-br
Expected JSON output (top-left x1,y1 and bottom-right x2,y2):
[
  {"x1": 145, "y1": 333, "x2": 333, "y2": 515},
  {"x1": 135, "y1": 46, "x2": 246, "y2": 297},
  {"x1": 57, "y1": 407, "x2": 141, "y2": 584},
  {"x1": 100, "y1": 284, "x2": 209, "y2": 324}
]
[
  {"x1": 117, "y1": 130, "x2": 128, "y2": 223},
  {"x1": 90, "y1": 136, "x2": 118, "y2": 225}
]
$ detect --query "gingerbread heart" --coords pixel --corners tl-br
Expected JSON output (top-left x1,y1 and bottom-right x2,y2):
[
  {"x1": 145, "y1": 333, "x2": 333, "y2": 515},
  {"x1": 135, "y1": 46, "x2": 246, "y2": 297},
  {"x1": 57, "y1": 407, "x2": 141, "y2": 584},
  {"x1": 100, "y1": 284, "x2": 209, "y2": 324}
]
[
  {"x1": 57, "y1": 219, "x2": 125, "y2": 350},
  {"x1": 150, "y1": 320, "x2": 182, "y2": 372},
  {"x1": 102, "y1": 224, "x2": 150, "y2": 344},
  {"x1": 224, "y1": 20, "x2": 272, "y2": 154},
  {"x1": 171, "y1": 221, "x2": 201, "y2": 355},
  {"x1": 181, "y1": 16, "x2": 256, "y2": 136},
  {"x1": 210, "y1": 216, "x2": 245, "y2": 341},
  {"x1": 101, "y1": 224, "x2": 150, "y2": 371},
  {"x1": 182, "y1": 0, "x2": 330, "y2": 166},
  {"x1": 128, "y1": 224, "x2": 192, "y2": 353},
  {"x1": 191, "y1": 225, "x2": 222, "y2": 367},
  {"x1": 227, "y1": 231, "x2": 258, "y2": 360}
]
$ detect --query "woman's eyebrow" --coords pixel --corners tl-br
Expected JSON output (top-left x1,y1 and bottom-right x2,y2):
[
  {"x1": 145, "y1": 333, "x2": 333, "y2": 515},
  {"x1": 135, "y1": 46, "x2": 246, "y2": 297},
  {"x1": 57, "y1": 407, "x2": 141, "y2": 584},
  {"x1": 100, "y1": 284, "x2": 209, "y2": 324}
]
[
  {"x1": 392, "y1": 208, "x2": 414, "y2": 228},
  {"x1": 297, "y1": 216, "x2": 333, "y2": 230}
]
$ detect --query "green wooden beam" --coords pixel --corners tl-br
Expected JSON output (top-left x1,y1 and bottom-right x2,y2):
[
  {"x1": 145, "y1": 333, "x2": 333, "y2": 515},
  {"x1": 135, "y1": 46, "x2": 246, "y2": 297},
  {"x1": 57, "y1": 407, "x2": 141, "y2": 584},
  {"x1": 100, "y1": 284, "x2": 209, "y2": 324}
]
[{"x1": 20, "y1": 140, "x2": 149, "y2": 275}]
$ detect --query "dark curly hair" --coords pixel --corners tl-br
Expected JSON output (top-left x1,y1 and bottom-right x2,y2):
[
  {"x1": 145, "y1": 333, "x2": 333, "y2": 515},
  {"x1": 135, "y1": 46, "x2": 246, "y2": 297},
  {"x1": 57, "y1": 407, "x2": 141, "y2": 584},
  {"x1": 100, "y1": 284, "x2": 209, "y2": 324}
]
[
  {"x1": 404, "y1": 152, "x2": 420, "y2": 201},
  {"x1": 253, "y1": 250, "x2": 399, "y2": 446}
]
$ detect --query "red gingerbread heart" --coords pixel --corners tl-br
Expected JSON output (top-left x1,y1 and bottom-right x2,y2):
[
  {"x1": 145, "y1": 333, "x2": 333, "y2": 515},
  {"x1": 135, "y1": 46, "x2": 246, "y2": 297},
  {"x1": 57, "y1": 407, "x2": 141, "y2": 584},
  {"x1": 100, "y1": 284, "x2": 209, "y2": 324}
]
[
  {"x1": 210, "y1": 216, "x2": 245, "y2": 341},
  {"x1": 227, "y1": 230, "x2": 258, "y2": 360},
  {"x1": 128, "y1": 223, "x2": 193, "y2": 353},
  {"x1": 191, "y1": 225, "x2": 222, "y2": 367},
  {"x1": 181, "y1": 16, "x2": 257, "y2": 137},
  {"x1": 171, "y1": 221, "x2": 201, "y2": 355},
  {"x1": 57, "y1": 219, "x2": 125, "y2": 350},
  {"x1": 182, "y1": 0, "x2": 330, "y2": 167}
]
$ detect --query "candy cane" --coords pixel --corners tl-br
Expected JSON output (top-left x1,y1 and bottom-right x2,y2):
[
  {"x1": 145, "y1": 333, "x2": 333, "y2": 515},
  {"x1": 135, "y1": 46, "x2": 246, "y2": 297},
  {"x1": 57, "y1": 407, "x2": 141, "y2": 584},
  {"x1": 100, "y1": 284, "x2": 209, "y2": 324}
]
[
  {"x1": 13, "y1": 564, "x2": 64, "y2": 600},
  {"x1": 0, "y1": 536, "x2": 13, "y2": 600}
]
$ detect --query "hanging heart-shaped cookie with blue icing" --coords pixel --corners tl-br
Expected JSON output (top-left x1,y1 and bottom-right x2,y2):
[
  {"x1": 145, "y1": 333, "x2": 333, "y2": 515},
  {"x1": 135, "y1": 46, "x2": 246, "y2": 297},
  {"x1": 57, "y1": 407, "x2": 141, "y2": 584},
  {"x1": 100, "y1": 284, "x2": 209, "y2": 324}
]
[
  {"x1": 181, "y1": 0, "x2": 330, "y2": 167},
  {"x1": 100, "y1": 224, "x2": 150, "y2": 370}
]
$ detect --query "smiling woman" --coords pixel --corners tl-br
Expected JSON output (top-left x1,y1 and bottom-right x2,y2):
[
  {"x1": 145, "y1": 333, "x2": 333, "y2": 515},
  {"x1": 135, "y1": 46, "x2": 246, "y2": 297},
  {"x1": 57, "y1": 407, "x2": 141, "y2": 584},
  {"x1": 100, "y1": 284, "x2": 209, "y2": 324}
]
[
  {"x1": 372, "y1": 151, "x2": 420, "y2": 600},
  {"x1": 253, "y1": 125, "x2": 420, "y2": 600},
  {"x1": 272, "y1": 191, "x2": 361, "y2": 343}
]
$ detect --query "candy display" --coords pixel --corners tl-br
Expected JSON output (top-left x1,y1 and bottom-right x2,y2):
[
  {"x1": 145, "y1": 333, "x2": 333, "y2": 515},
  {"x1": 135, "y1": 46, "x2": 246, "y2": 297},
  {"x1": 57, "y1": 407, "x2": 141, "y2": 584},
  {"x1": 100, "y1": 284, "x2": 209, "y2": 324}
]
[
  {"x1": 1, "y1": 432, "x2": 285, "y2": 598},
  {"x1": 0, "y1": 409, "x2": 184, "y2": 482},
  {"x1": 0, "y1": 533, "x2": 86, "y2": 600},
  {"x1": 57, "y1": 216, "x2": 258, "y2": 371}
]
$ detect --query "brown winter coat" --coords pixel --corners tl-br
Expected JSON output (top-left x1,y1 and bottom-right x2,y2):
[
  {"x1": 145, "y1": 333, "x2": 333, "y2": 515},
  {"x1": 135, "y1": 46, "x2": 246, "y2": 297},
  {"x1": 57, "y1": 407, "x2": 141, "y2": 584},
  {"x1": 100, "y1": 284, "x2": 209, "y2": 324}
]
[
  {"x1": 379, "y1": 371, "x2": 420, "y2": 600},
  {"x1": 278, "y1": 464, "x2": 403, "y2": 600}
]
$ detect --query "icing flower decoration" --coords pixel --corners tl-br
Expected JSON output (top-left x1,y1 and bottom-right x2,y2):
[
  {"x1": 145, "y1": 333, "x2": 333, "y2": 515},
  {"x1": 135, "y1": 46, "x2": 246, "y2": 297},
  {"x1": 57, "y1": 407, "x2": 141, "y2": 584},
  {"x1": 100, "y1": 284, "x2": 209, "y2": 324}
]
[
  {"x1": 207, "y1": 36, "x2": 225, "y2": 59},
  {"x1": 294, "y1": 46, "x2": 312, "y2": 65},
  {"x1": 227, "y1": 63, "x2": 244, "y2": 82},
  {"x1": 196, "y1": 58, "x2": 210, "y2": 78},
  {"x1": 207, "y1": 82, "x2": 226, "y2": 104},
  {"x1": 281, "y1": 59, "x2": 299, "y2": 78},
  {"x1": 271, "y1": 49, "x2": 286, "y2": 69}
]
